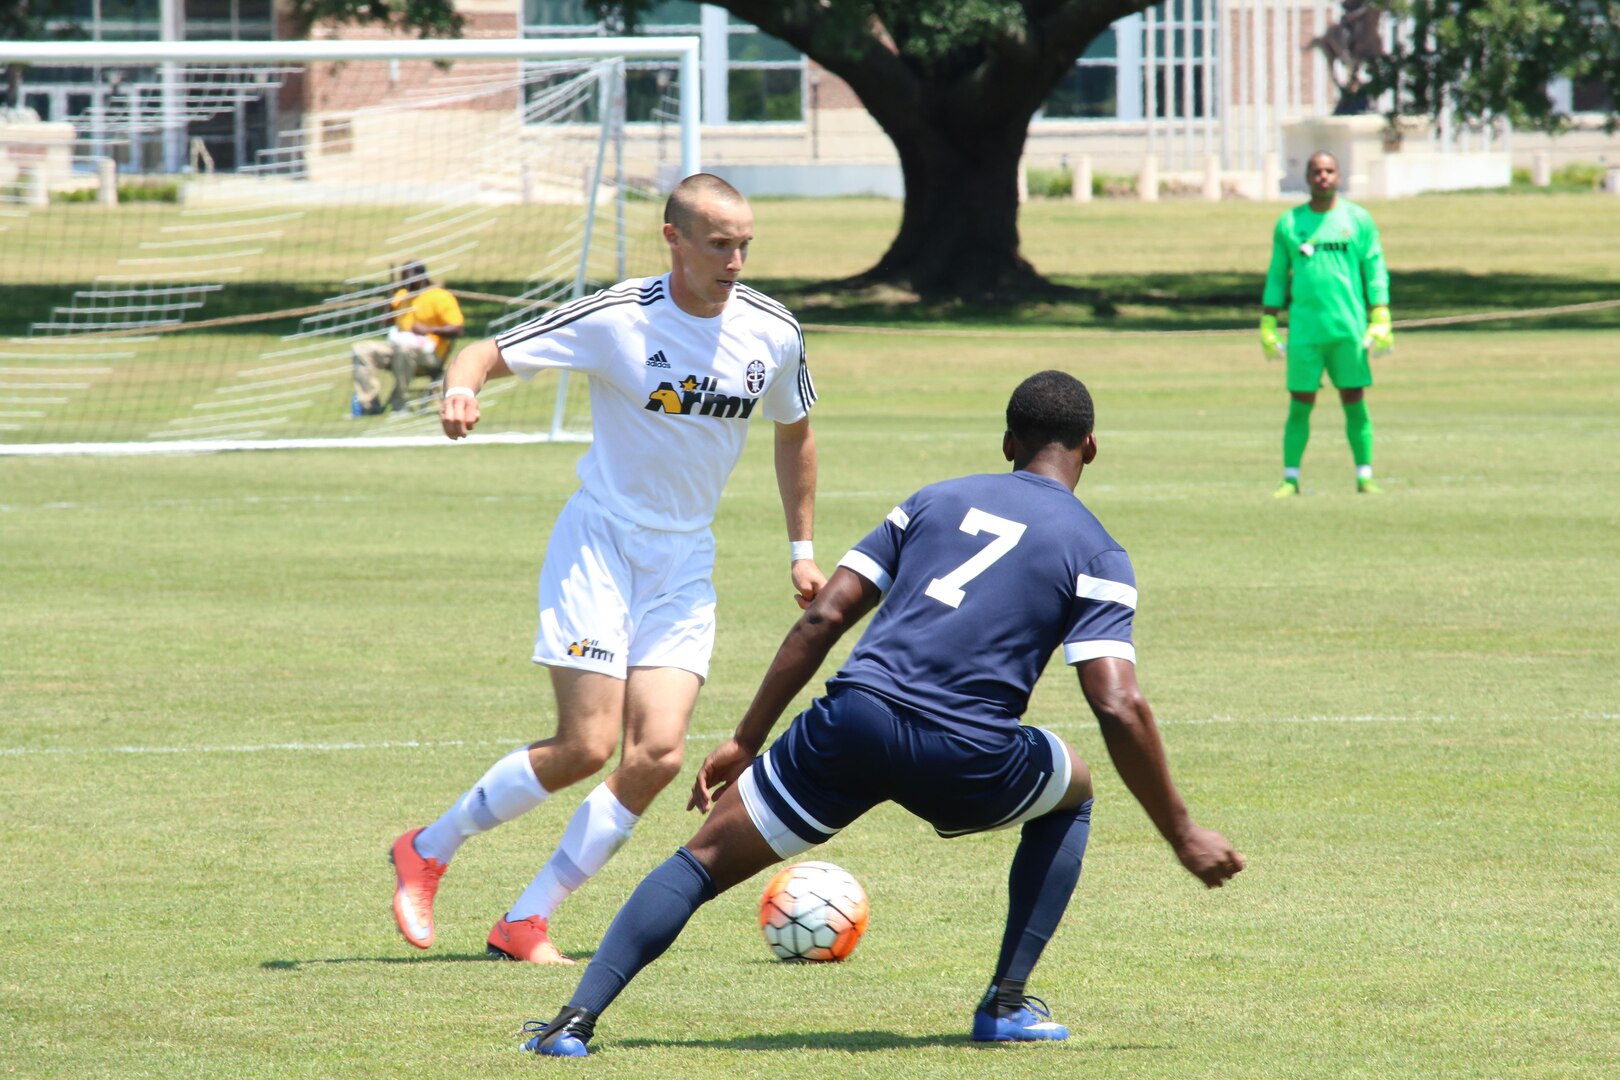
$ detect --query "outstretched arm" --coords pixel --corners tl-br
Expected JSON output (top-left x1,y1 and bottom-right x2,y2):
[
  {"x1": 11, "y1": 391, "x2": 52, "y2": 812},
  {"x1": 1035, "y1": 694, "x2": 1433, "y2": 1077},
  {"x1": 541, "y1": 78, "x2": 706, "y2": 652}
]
[
  {"x1": 1077, "y1": 657, "x2": 1246, "y2": 888},
  {"x1": 774, "y1": 416, "x2": 825, "y2": 609},
  {"x1": 689, "y1": 567, "x2": 879, "y2": 812},
  {"x1": 439, "y1": 338, "x2": 513, "y2": 440}
]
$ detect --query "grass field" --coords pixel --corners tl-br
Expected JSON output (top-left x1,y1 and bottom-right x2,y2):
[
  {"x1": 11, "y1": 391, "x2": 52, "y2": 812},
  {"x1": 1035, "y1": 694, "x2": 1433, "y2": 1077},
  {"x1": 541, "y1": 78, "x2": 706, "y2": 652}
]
[{"x1": 2, "y1": 194, "x2": 1618, "y2": 1078}]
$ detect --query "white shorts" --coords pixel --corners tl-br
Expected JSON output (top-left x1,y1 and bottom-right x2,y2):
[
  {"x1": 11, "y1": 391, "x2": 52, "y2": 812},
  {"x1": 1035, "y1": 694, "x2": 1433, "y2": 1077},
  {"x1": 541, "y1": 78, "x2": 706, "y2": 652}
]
[{"x1": 533, "y1": 489, "x2": 717, "y2": 681}]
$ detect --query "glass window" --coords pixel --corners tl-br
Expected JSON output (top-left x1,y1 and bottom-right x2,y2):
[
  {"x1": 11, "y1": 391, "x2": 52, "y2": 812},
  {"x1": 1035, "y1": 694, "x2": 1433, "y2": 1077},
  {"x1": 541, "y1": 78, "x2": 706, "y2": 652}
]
[
  {"x1": 1080, "y1": 29, "x2": 1117, "y2": 62},
  {"x1": 729, "y1": 30, "x2": 800, "y2": 64},
  {"x1": 1041, "y1": 3, "x2": 1215, "y2": 122},
  {"x1": 642, "y1": 1, "x2": 701, "y2": 26},
  {"x1": 523, "y1": 0, "x2": 593, "y2": 27},
  {"x1": 728, "y1": 68, "x2": 802, "y2": 122},
  {"x1": 524, "y1": 2, "x2": 804, "y2": 124},
  {"x1": 1571, "y1": 78, "x2": 1612, "y2": 114},
  {"x1": 1045, "y1": 67, "x2": 1118, "y2": 119}
]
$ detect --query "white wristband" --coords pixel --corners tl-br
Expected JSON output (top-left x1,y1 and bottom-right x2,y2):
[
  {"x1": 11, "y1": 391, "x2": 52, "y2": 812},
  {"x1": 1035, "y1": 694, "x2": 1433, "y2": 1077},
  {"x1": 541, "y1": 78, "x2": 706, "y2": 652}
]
[
  {"x1": 789, "y1": 540, "x2": 815, "y2": 563},
  {"x1": 443, "y1": 386, "x2": 477, "y2": 402}
]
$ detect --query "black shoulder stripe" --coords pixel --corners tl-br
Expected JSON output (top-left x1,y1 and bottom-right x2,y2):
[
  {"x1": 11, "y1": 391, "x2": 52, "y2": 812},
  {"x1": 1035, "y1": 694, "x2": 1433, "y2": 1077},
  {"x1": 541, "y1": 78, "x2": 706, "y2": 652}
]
[
  {"x1": 736, "y1": 291, "x2": 803, "y2": 335},
  {"x1": 736, "y1": 292, "x2": 815, "y2": 413},
  {"x1": 495, "y1": 282, "x2": 651, "y2": 346},
  {"x1": 497, "y1": 281, "x2": 663, "y2": 349},
  {"x1": 735, "y1": 284, "x2": 796, "y2": 323}
]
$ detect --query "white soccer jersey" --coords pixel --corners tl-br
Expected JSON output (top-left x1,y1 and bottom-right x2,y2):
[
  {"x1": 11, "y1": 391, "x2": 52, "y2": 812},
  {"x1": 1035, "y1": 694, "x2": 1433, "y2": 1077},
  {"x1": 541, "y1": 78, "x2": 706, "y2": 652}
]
[{"x1": 495, "y1": 275, "x2": 816, "y2": 531}]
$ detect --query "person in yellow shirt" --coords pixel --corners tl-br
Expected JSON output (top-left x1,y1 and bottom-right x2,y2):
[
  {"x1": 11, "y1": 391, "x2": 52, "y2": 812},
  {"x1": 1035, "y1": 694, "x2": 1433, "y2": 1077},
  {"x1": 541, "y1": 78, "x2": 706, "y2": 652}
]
[{"x1": 351, "y1": 261, "x2": 465, "y2": 415}]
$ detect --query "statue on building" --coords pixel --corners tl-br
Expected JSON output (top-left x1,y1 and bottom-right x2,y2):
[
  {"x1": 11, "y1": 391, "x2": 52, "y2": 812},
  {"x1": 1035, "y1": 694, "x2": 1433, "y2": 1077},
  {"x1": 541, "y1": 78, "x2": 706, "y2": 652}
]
[{"x1": 1306, "y1": 0, "x2": 1385, "y2": 115}]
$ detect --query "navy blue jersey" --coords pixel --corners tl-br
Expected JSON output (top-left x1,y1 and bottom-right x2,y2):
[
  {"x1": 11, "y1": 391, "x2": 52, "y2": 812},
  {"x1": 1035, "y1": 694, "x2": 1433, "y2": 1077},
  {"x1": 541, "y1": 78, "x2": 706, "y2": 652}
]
[{"x1": 829, "y1": 470, "x2": 1136, "y2": 735}]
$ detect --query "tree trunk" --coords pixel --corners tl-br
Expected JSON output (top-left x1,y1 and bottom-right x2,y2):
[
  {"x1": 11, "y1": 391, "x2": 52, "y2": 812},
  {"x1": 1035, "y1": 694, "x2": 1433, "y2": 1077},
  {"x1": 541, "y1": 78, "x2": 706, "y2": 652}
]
[{"x1": 854, "y1": 104, "x2": 1040, "y2": 299}]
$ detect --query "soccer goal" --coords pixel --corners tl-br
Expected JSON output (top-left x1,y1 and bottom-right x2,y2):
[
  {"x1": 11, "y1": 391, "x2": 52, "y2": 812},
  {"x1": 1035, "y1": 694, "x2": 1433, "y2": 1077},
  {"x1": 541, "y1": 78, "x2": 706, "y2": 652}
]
[{"x1": 0, "y1": 37, "x2": 699, "y2": 455}]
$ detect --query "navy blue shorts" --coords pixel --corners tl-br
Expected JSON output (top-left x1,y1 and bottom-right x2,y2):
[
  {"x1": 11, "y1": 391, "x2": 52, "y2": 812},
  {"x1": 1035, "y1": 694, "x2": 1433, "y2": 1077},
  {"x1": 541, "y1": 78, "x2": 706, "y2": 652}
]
[{"x1": 736, "y1": 686, "x2": 1073, "y2": 858}]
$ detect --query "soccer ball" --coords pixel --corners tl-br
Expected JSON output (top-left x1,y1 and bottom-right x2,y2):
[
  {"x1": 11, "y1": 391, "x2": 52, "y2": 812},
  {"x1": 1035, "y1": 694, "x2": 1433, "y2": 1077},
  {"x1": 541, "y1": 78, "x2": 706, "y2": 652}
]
[{"x1": 759, "y1": 860, "x2": 869, "y2": 962}]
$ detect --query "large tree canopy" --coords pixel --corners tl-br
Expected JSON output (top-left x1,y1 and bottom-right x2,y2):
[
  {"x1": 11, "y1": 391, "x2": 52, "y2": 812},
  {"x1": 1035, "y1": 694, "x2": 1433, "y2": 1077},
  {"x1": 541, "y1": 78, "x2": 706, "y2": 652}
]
[
  {"x1": 1364, "y1": 0, "x2": 1620, "y2": 132},
  {"x1": 593, "y1": 1, "x2": 1148, "y2": 300}
]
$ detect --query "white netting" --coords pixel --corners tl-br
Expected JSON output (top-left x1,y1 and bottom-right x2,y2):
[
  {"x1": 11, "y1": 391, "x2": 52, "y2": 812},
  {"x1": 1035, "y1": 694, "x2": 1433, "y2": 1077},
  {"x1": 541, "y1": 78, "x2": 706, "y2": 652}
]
[{"x1": 1, "y1": 41, "x2": 695, "y2": 453}]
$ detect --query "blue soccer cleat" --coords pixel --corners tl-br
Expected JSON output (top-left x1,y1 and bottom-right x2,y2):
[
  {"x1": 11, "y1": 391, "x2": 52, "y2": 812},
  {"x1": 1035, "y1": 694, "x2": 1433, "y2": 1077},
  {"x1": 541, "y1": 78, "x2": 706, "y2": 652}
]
[
  {"x1": 519, "y1": 1007, "x2": 597, "y2": 1058},
  {"x1": 971, "y1": 995, "x2": 1070, "y2": 1043}
]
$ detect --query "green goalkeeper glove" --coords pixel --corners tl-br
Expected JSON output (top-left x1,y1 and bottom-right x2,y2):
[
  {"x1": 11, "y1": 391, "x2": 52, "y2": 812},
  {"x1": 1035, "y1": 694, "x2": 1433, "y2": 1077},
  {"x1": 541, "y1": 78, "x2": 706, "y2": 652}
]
[
  {"x1": 1365, "y1": 305, "x2": 1394, "y2": 355},
  {"x1": 1259, "y1": 314, "x2": 1285, "y2": 361}
]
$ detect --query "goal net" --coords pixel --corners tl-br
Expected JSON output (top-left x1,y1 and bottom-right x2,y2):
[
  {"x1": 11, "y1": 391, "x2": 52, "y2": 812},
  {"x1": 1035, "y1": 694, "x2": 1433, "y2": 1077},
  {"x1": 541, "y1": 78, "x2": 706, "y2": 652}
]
[{"x1": 0, "y1": 38, "x2": 700, "y2": 455}]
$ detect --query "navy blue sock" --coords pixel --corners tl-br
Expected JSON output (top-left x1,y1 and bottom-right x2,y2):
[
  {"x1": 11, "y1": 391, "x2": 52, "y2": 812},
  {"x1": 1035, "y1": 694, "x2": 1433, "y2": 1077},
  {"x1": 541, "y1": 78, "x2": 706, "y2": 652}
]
[
  {"x1": 568, "y1": 847, "x2": 716, "y2": 1016},
  {"x1": 989, "y1": 798, "x2": 1093, "y2": 1000}
]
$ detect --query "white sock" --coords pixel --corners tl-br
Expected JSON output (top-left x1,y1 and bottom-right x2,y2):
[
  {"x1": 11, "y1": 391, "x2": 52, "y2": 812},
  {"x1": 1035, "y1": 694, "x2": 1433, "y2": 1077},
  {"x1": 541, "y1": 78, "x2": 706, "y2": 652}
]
[
  {"x1": 1356, "y1": 465, "x2": 1373, "y2": 480},
  {"x1": 507, "y1": 782, "x2": 640, "y2": 921},
  {"x1": 1283, "y1": 466, "x2": 1301, "y2": 482},
  {"x1": 415, "y1": 748, "x2": 548, "y2": 865}
]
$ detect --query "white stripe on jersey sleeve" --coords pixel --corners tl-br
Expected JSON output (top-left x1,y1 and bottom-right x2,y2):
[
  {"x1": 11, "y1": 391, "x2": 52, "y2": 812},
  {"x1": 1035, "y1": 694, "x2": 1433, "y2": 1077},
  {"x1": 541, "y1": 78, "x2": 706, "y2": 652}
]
[
  {"x1": 837, "y1": 550, "x2": 893, "y2": 592},
  {"x1": 1075, "y1": 573, "x2": 1138, "y2": 609},
  {"x1": 1063, "y1": 640, "x2": 1137, "y2": 665},
  {"x1": 886, "y1": 506, "x2": 910, "y2": 530}
]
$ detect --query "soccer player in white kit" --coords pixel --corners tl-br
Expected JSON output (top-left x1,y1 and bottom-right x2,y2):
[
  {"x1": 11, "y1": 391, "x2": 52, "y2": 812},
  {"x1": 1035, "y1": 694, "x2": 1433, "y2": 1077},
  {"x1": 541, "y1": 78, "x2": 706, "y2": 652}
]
[{"x1": 388, "y1": 174, "x2": 824, "y2": 965}]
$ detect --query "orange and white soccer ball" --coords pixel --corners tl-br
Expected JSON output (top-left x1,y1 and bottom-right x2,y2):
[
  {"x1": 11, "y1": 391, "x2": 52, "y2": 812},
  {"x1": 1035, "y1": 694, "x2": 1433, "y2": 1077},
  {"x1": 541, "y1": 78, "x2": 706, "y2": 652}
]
[{"x1": 759, "y1": 860, "x2": 869, "y2": 962}]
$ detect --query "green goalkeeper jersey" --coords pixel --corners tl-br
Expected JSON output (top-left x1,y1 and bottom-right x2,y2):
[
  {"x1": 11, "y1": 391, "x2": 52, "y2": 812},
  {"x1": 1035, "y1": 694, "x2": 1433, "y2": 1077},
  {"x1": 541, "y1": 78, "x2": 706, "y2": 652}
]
[{"x1": 1262, "y1": 198, "x2": 1390, "y2": 345}]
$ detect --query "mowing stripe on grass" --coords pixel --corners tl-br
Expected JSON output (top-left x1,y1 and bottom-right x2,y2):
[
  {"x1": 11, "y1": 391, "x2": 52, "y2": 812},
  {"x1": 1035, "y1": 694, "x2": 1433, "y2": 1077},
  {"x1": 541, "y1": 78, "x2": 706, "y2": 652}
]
[{"x1": 4, "y1": 713, "x2": 1614, "y2": 757}]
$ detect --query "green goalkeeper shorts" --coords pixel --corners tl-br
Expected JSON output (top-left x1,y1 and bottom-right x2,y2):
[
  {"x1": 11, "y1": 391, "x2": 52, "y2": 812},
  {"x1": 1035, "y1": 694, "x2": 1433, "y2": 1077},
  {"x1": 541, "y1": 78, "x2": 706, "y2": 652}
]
[{"x1": 1286, "y1": 338, "x2": 1371, "y2": 393}]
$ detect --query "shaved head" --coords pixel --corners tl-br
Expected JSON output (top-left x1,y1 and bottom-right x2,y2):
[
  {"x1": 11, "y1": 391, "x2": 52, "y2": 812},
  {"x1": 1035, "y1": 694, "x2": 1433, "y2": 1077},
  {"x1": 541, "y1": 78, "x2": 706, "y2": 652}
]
[
  {"x1": 1307, "y1": 150, "x2": 1339, "y2": 172},
  {"x1": 664, "y1": 173, "x2": 747, "y2": 237}
]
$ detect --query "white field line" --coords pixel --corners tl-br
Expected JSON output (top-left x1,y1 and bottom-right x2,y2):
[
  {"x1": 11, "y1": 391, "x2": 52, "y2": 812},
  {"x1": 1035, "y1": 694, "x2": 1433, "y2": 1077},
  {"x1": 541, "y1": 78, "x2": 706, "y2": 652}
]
[
  {"x1": 3, "y1": 714, "x2": 1615, "y2": 758},
  {"x1": 0, "y1": 365, "x2": 115, "y2": 374},
  {"x1": 162, "y1": 212, "x2": 304, "y2": 231},
  {"x1": 116, "y1": 248, "x2": 265, "y2": 266},
  {"x1": 138, "y1": 231, "x2": 285, "y2": 249}
]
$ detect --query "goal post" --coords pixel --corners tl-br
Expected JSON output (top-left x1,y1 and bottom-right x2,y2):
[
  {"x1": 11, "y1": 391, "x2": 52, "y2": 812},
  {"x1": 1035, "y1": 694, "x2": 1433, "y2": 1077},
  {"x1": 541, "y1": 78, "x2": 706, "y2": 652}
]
[{"x1": 0, "y1": 37, "x2": 701, "y2": 456}]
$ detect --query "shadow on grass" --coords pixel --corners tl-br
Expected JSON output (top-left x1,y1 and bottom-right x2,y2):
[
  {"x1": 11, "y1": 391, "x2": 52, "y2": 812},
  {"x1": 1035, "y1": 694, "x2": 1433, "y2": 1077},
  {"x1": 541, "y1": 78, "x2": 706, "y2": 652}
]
[
  {"x1": 4, "y1": 268, "x2": 1614, "y2": 342},
  {"x1": 761, "y1": 269, "x2": 1620, "y2": 334},
  {"x1": 260, "y1": 948, "x2": 597, "y2": 971},
  {"x1": 0, "y1": 281, "x2": 538, "y2": 341},
  {"x1": 609, "y1": 1030, "x2": 1175, "y2": 1053}
]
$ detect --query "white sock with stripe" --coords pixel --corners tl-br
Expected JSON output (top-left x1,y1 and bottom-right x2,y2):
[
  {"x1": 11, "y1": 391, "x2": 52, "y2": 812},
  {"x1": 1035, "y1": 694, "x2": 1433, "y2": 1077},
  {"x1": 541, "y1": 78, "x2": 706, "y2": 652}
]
[
  {"x1": 415, "y1": 747, "x2": 548, "y2": 865},
  {"x1": 508, "y1": 782, "x2": 640, "y2": 921}
]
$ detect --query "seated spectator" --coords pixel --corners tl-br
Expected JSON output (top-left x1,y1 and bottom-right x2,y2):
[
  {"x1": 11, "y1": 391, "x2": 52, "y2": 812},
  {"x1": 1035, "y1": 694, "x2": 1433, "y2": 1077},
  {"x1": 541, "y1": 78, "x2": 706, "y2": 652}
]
[{"x1": 351, "y1": 261, "x2": 465, "y2": 415}]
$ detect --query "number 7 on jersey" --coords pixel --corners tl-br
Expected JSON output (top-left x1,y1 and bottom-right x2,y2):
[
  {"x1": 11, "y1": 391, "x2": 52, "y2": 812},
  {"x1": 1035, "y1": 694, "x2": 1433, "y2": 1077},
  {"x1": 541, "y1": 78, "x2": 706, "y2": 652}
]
[{"x1": 924, "y1": 508, "x2": 1027, "y2": 609}]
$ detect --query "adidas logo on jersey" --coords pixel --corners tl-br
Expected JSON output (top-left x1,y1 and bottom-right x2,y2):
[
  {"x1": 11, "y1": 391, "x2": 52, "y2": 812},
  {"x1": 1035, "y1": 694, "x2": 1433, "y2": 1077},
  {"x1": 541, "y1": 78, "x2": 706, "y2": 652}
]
[{"x1": 645, "y1": 350, "x2": 671, "y2": 369}]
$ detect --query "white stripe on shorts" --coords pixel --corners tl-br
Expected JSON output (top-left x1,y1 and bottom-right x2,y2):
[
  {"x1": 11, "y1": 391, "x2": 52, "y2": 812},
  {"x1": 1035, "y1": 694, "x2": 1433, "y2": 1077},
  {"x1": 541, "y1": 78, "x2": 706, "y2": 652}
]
[
  {"x1": 737, "y1": 762, "x2": 820, "y2": 859},
  {"x1": 937, "y1": 727, "x2": 1073, "y2": 838}
]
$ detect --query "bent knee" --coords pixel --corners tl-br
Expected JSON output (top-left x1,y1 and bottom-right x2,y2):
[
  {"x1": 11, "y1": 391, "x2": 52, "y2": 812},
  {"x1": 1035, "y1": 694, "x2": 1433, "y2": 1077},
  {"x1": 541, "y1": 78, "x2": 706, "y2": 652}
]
[
  {"x1": 620, "y1": 740, "x2": 685, "y2": 788},
  {"x1": 1059, "y1": 751, "x2": 1094, "y2": 810},
  {"x1": 548, "y1": 732, "x2": 619, "y2": 780}
]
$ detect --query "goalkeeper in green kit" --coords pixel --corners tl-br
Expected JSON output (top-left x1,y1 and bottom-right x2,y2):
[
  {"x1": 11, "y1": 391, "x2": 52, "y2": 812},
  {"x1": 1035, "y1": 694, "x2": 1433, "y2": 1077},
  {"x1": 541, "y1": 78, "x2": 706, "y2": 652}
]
[{"x1": 1260, "y1": 151, "x2": 1392, "y2": 497}]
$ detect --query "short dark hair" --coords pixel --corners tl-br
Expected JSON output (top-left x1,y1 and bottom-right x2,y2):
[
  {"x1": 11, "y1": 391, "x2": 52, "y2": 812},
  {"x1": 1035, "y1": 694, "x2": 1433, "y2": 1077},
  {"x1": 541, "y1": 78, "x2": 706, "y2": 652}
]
[
  {"x1": 398, "y1": 260, "x2": 428, "y2": 290},
  {"x1": 663, "y1": 173, "x2": 745, "y2": 236},
  {"x1": 1006, "y1": 370, "x2": 1094, "y2": 449}
]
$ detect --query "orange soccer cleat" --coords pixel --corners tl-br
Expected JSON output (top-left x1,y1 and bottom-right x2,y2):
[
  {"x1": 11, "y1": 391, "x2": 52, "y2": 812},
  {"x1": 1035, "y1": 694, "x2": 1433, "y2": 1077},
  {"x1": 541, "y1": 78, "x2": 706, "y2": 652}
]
[
  {"x1": 389, "y1": 828, "x2": 446, "y2": 949},
  {"x1": 487, "y1": 914, "x2": 576, "y2": 965}
]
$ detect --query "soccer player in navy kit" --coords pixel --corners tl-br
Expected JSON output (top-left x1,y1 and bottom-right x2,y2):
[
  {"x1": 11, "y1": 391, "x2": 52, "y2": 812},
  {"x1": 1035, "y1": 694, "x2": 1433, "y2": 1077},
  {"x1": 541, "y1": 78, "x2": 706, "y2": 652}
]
[{"x1": 521, "y1": 370, "x2": 1245, "y2": 1055}]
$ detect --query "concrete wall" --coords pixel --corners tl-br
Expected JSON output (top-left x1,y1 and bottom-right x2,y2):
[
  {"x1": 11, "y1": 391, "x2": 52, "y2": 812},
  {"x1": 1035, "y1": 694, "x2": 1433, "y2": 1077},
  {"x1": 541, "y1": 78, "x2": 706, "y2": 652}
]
[{"x1": 0, "y1": 120, "x2": 76, "y2": 193}]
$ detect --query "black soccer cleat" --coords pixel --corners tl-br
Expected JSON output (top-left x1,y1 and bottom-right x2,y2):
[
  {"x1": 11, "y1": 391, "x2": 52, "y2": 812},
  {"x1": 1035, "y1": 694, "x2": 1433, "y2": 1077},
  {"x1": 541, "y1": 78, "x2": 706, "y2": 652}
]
[{"x1": 519, "y1": 1006, "x2": 598, "y2": 1058}]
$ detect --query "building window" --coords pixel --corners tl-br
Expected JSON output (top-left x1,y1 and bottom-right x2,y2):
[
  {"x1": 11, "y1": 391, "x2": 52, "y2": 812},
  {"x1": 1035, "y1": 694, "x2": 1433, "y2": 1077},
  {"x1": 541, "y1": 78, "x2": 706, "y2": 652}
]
[
  {"x1": 522, "y1": 1, "x2": 805, "y2": 124},
  {"x1": 1042, "y1": 29, "x2": 1120, "y2": 119},
  {"x1": 1039, "y1": 1, "x2": 1215, "y2": 122}
]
